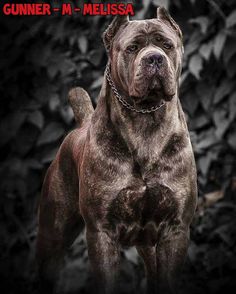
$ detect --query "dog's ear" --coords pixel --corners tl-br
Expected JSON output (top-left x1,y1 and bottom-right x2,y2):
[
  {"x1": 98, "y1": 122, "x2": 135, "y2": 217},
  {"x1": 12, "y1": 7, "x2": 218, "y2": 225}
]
[
  {"x1": 157, "y1": 7, "x2": 182, "y2": 40},
  {"x1": 103, "y1": 16, "x2": 129, "y2": 51}
]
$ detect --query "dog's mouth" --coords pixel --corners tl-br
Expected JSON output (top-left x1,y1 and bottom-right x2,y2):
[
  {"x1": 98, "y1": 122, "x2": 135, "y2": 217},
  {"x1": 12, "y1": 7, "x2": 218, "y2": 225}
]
[
  {"x1": 131, "y1": 76, "x2": 175, "y2": 104},
  {"x1": 143, "y1": 88, "x2": 161, "y2": 101},
  {"x1": 131, "y1": 89, "x2": 164, "y2": 108},
  {"x1": 131, "y1": 80, "x2": 165, "y2": 104}
]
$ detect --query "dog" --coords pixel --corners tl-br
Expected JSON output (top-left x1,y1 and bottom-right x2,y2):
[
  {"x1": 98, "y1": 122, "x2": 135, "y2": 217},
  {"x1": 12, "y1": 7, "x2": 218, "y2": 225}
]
[{"x1": 36, "y1": 7, "x2": 197, "y2": 294}]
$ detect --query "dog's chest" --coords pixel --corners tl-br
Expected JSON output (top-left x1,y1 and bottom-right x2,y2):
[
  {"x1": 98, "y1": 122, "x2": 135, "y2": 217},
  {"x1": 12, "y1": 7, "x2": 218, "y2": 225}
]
[{"x1": 106, "y1": 180, "x2": 179, "y2": 246}]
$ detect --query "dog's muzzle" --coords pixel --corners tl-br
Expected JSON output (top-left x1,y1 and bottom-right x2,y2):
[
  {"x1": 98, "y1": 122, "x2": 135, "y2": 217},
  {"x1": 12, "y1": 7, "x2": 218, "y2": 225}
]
[{"x1": 143, "y1": 52, "x2": 164, "y2": 69}]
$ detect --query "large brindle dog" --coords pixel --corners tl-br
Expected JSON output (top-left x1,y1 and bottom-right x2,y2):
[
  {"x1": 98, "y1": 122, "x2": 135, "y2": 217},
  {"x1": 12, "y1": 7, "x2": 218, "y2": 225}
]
[{"x1": 37, "y1": 7, "x2": 197, "y2": 294}]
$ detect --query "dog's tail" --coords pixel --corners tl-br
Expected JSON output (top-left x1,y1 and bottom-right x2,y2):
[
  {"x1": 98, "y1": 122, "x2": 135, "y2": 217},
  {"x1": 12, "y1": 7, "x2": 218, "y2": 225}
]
[{"x1": 68, "y1": 87, "x2": 94, "y2": 126}]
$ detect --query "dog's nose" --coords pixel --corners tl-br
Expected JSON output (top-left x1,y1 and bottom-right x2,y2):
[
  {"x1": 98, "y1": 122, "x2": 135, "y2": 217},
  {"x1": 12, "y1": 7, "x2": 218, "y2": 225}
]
[{"x1": 144, "y1": 53, "x2": 163, "y2": 67}]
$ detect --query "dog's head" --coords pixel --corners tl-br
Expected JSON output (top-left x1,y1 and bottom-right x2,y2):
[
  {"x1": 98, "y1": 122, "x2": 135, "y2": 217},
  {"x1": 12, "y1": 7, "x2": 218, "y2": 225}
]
[{"x1": 103, "y1": 7, "x2": 183, "y2": 103}]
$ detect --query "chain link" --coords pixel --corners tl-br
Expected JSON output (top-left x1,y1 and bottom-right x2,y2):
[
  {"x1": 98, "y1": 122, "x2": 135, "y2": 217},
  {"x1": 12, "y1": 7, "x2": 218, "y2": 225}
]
[{"x1": 105, "y1": 64, "x2": 165, "y2": 114}]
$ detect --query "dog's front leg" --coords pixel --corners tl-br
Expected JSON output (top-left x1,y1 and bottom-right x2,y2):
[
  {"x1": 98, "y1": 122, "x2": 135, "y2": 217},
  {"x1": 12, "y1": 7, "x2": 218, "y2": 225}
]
[
  {"x1": 156, "y1": 227, "x2": 190, "y2": 294},
  {"x1": 86, "y1": 230, "x2": 120, "y2": 294},
  {"x1": 136, "y1": 246, "x2": 157, "y2": 294}
]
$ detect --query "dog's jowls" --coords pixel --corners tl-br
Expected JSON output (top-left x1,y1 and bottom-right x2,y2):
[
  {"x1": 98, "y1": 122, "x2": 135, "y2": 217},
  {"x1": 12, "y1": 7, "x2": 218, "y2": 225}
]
[{"x1": 37, "y1": 7, "x2": 197, "y2": 294}]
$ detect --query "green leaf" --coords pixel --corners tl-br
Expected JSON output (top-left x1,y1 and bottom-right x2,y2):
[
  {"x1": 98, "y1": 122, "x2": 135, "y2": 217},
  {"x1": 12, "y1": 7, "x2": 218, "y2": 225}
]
[
  {"x1": 78, "y1": 35, "x2": 88, "y2": 54},
  {"x1": 25, "y1": 159, "x2": 43, "y2": 170},
  {"x1": 60, "y1": 106, "x2": 74, "y2": 125},
  {"x1": 59, "y1": 59, "x2": 76, "y2": 77},
  {"x1": 197, "y1": 135, "x2": 217, "y2": 150},
  {"x1": 69, "y1": 35, "x2": 76, "y2": 47},
  {"x1": 226, "y1": 55, "x2": 236, "y2": 78},
  {"x1": 214, "y1": 223, "x2": 234, "y2": 245},
  {"x1": 41, "y1": 147, "x2": 58, "y2": 164},
  {"x1": 229, "y1": 91, "x2": 236, "y2": 122},
  {"x1": 184, "y1": 31, "x2": 203, "y2": 58},
  {"x1": 90, "y1": 76, "x2": 103, "y2": 90},
  {"x1": 226, "y1": 10, "x2": 236, "y2": 28},
  {"x1": 223, "y1": 37, "x2": 236, "y2": 64},
  {"x1": 49, "y1": 94, "x2": 60, "y2": 112},
  {"x1": 37, "y1": 122, "x2": 64, "y2": 146},
  {"x1": 0, "y1": 111, "x2": 27, "y2": 146},
  {"x1": 29, "y1": 42, "x2": 51, "y2": 68},
  {"x1": 213, "y1": 108, "x2": 230, "y2": 139},
  {"x1": 47, "y1": 62, "x2": 59, "y2": 79},
  {"x1": 213, "y1": 79, "x2": 234, "y2": 104},
  {"x1": 191, "y1": 112, "x2": 210, "y2": 130},
  {"x1": 27, "y1": 110, "x2": 44, "y2": 129},
  {"x1": 213, "y1": 108, "x2": 227, "y2": 127},
  {"x1": 199, "y1": 41, "x2": 213, "y2": 61},
  {"x1": 34, "y1": 86, "x2": 54, "y2": 105},
  {"x1": 189, "y1": 54, "x2": 203, "y2": 79},
  {"x1": 198, "y1": 151, "x2": 216, "y2": 176},
  {"x1": 227, "y1": 128, "x2": 236, "y2": 149},
  {"x1": 136, "y1": 0, "x2": 153, "y2": 19},
  {"x1": 181, "y1": 91, "x2": 199, "y2": 116},
  {"x1": 89, "y1": 49, "x2": 104, "y2": 67},
  {"x1": 180, "y1": 70, "x2": 189, "y2": 85},
  {"x1": 213, "y1": 30, "x2": 227, "y2": 60},
  {"x1": 189, "y1": 16, "x2": 209, "y2": 34},
  {"x1": 215, "y1": 120, "x2": 230, "y2": 139},
  {"x1": 196, "y1": 130, "x2": 218, "y2": 151},
  {"x1": 153, "y1": 0, "x2": 169, "y2": 9},
  {"x1": 196, "y1": 83, "x2": 213, "y2": 111}
]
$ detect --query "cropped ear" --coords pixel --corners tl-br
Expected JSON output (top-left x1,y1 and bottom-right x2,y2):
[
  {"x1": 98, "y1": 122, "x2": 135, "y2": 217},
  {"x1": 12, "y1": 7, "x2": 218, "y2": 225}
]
[
  {"x1": 103, "y1": 15, "x2": 129, "y2": 51},
  {"x1": 157, "y1": 7, "x2": 182, "y2": 40}
]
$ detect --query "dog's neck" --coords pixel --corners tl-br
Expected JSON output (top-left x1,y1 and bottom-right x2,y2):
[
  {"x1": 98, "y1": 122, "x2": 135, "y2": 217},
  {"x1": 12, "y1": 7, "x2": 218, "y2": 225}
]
[
  {"x1": 106, "y1": 62, "x2": 166, "y2": 111},
  {"x1": 94, "y1": 78, "x2": 187, "y2": 162}
]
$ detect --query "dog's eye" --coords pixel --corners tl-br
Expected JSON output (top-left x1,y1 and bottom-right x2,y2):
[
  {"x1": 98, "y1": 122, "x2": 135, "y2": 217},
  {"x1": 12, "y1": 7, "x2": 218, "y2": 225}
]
[
  {"x1": 156, "y1": 36, "x2": 162, "y2": 42},
  {"x1": 126, "y1": 44, "x2": 138, "y2": 53},
  {"x1": 163, "y1": 42, "x2": 173, "y2": 50}
]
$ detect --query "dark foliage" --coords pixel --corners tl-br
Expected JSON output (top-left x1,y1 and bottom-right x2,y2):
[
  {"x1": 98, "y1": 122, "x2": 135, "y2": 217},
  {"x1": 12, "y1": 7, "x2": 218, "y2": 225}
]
[{"x1": 0, "y1": 0, "x2": 236, "y2": 293}]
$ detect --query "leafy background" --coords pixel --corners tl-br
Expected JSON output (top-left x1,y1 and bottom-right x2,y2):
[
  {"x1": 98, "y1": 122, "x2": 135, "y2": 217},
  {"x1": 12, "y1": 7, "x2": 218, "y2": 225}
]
[{"x1": 0, "y1": 0, "x2": 236, "y2": 293}]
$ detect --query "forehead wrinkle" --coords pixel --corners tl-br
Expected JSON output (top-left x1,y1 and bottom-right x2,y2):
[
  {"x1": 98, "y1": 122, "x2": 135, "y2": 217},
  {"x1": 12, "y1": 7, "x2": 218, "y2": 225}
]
[
  {"x1": 115, "y1": 19, "x2": 181, "y2": 49},
  {"x1": 148, "y1": 19, "x2": 181, "y2": 43},
  {"x1": 115, "y1": 25, "x2": 146, "y2": 47}
]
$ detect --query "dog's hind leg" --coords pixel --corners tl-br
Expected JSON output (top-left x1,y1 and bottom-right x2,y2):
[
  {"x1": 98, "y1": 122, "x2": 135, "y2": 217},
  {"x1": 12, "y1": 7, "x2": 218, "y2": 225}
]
[
  {"x1": 37, "y1": 221, "x2": 84, "y2": 294},
  {"x1": 36, "y1": 143, "x2": 83, "y2": 293}
]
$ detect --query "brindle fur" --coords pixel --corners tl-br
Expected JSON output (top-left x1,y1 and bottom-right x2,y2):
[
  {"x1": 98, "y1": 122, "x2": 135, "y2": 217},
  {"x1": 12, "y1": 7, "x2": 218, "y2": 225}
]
[{"x1": 37, "y1": 7, "x2": 197, "y2": 294}]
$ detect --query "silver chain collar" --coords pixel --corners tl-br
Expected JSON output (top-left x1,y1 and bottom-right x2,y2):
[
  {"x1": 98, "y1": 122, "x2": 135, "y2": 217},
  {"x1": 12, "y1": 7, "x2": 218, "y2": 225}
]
[{"x1": 105, "y1": 64, "x2": 165, "y2": 114}]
